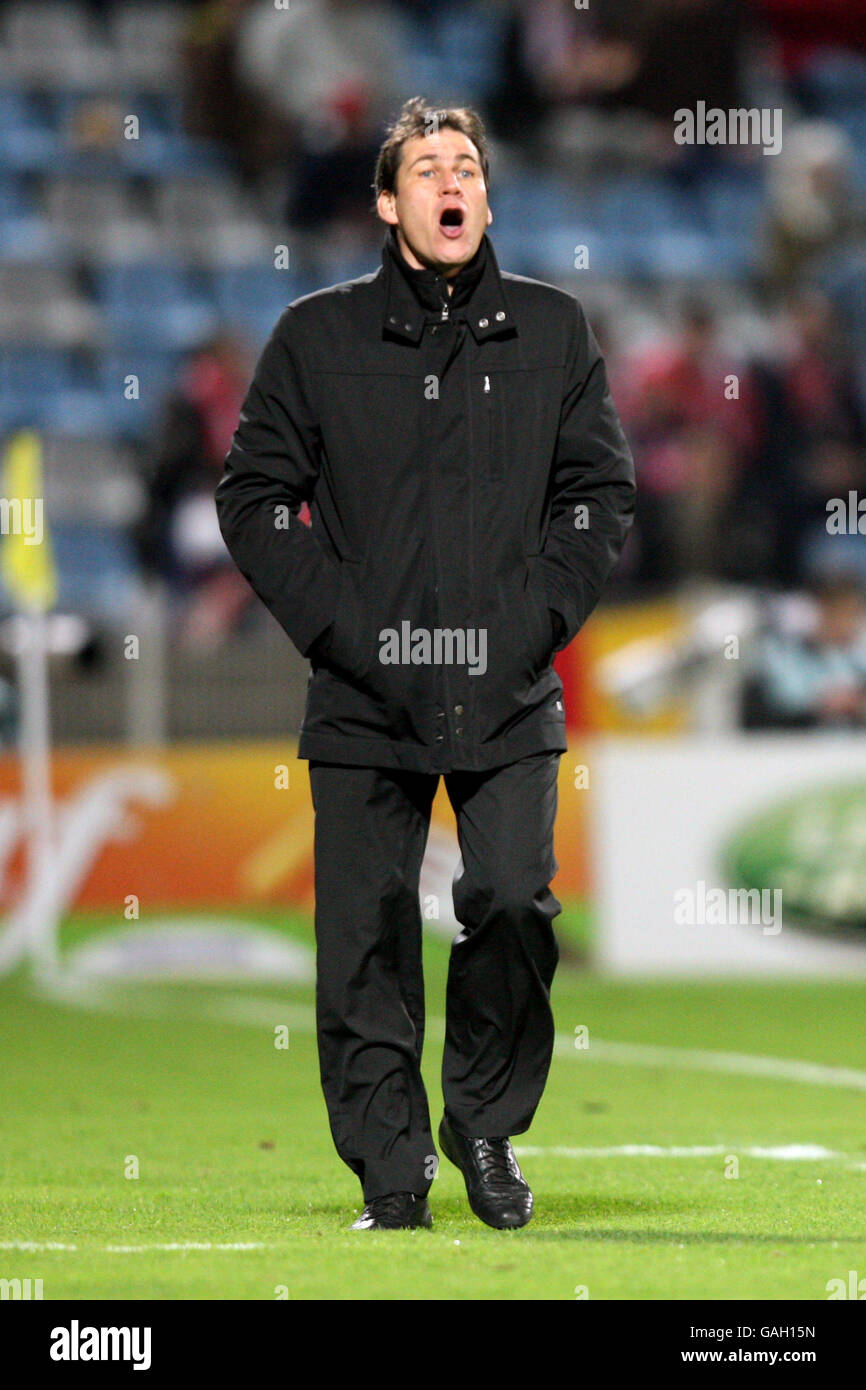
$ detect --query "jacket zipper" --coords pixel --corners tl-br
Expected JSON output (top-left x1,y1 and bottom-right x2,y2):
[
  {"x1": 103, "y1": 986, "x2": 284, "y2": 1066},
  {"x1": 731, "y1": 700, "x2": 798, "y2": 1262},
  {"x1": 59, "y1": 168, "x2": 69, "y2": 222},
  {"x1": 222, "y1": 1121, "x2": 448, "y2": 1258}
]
[{"x1": 485, "y1": 374, "x2": 502, "y2": 479}]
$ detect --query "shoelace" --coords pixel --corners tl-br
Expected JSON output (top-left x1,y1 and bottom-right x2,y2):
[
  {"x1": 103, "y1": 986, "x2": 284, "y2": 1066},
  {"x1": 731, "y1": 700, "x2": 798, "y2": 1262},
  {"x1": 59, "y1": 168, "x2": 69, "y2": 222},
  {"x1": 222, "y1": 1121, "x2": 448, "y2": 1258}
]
[{"x1": 470, "y1": 1138, "x2": 522, "y2": 1189}]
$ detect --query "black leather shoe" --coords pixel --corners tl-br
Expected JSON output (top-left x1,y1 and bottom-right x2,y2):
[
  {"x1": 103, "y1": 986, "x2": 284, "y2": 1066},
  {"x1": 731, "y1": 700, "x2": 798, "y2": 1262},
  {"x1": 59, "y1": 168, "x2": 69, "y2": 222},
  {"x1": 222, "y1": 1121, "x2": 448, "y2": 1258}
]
[
  {"x1": 349, "y1": 1191, "x2": 432, "y2": 1231},
  {"x1": 438, "y1": 1114, "x2": 533, "y2": 1229}
]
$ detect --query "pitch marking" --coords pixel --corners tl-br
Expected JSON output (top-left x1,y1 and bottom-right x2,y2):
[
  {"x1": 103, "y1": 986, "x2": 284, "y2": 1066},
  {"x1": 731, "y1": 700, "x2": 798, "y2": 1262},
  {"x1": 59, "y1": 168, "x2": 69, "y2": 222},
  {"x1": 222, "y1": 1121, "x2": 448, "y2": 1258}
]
[
  {"x1": 35, "y1": 980, "x2": 866, "y2": 1094},
  {"x1": 514, "y1": 1144, "x2": 842, "y2": 1161}
]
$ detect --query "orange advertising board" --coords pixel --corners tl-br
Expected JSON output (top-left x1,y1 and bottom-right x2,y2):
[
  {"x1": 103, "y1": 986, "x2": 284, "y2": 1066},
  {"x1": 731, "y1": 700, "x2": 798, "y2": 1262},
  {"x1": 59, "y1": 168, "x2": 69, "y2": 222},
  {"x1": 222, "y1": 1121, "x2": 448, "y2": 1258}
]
[{"x1": 0, "y1": 742, "x2": 592, "y2": 915}]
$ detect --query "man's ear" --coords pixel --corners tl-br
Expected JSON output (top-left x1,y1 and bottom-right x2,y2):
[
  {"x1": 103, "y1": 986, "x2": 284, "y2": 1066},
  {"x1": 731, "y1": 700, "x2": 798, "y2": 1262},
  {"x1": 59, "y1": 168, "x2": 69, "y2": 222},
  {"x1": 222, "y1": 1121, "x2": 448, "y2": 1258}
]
[
  {"x1": 486, "y1": 204, "x2": 493, "y2": 226},
  {"x1": 377, "y1": 190, "x2": 398, "y2": 226}
]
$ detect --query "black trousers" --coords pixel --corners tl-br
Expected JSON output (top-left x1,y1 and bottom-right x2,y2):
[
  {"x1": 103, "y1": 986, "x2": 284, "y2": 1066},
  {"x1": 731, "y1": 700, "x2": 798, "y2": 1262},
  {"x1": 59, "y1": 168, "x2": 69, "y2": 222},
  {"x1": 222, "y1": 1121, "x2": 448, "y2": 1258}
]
[{"x1": 308, "y1": 750, "x2": 561, "y2": 1201}]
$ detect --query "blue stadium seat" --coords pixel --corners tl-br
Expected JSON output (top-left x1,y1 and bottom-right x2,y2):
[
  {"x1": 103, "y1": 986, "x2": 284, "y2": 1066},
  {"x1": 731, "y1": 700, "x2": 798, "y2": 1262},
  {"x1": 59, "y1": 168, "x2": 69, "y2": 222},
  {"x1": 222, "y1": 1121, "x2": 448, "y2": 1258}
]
[
  {"x1": 120, "y1": 132, "x2": 231, "y2": 177},
  {"x1": 493, "y1": 172, "x2": 581, "y2": 232},
  {"x1": 434, "y1": 7, "x2": 508, "y2": 98},
  {"x1": 0, "y1": 90, "x2": 57, "y2": 173},
  {"x1": 50, "y1": 521, "x2": 139, "y2": 620},
  {"x1": 594, "y1": 177, "x2": 688, "y2": 236},
  {"x1": 96, "y1": 262, "x2": 215, "y2": 350},
  {"x1": 396, "y1": 3, "x2": 507, "y2": 102},
  {"x1": 0, "y1": 176, "x2": 29, "y2": 218},
  {"x1": 0, "y1": 345, "x2": 76, "y2": 394},
  {"x1": 0, "y1": 214, "x2": 70, "y2": 262},
  {"x1": 210, "y1": 264, "x2": 305, "y2": 330},
  {"x1": 97, "y1": 347, "x2": 181, "y2": 438},
  {"x1": 45, "y1": 387, "x2": 116, "y2": 435},
  {"x1": 699, "y1": 170, "x2": 766, "y2": 238},
  {"x1": 0, "y1": 346, "x2": 80, "y2": 431}
]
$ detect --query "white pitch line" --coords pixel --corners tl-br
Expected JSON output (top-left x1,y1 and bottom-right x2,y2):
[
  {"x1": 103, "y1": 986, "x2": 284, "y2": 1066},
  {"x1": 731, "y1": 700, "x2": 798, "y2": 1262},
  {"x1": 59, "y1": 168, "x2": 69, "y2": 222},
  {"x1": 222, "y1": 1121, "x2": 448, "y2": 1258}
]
[
  {"x1": 0, "y1": 1241, "x2": 269, "y2": 1254},
  {"x1": 555, "y1": 1035, "x2": 866, "y2": 1092},
  {"x1": 0, "y1": 1241, "x2": 78, "y2": 1251},
  {"x1": 103, "y1": 1242, "x2": 266, "y2": 1253},
  {"x1": 216, "y1": 995, "x2": 866, "y2": 1095},
  {"x1": 514, "y1": 1144, "x2": 844, "y2": 1161},
  {"x1": 35, "y1": 979, "x2": 866, "y2": 1094}
]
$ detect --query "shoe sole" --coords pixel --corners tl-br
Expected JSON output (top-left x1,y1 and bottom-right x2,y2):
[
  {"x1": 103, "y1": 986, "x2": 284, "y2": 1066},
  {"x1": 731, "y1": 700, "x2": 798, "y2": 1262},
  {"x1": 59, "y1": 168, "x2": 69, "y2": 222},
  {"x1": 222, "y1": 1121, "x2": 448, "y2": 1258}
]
[{"x1": 349, "y1": 1205, "x2": 433, "y2": 1232}]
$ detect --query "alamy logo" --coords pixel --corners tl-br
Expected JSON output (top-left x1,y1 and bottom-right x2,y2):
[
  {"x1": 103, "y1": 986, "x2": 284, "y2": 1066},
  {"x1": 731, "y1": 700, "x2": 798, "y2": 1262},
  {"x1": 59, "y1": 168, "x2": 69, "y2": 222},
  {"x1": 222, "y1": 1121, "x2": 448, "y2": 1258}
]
[
  {"x1": 826, "y1": 1270, "x2": 866, "y2": 1299},
  {"x1": 673, "y1": 880, "x2": 782, "y2": 934},
  {"x1": 0, "y1": 496, "x2": 43, "y2": 545},
  {"x1": 49, "y1": 1321, "x2": 152, "y2": 1371},
  {"x1": 0, "y1": 1276, "x2": 43, "y2": 1299},
  {"x1": 826, "y1": 491, "x2": 866, "y2": 534},
  {"x1": 674, "y1": 102, "x2": 782, "y2": 156},
  {"x1": 379, "y1": 623, "x2": 487, "y2": 675}
]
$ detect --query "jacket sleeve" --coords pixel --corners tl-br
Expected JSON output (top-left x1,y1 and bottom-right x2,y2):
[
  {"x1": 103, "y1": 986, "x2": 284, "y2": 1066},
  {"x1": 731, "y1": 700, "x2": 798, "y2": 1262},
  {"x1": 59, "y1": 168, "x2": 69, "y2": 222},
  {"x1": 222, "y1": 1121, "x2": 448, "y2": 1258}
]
[
  {"x1": 538, "y1": 298, "x2": 636, "y2": 651},
  {"x1": 214, "y1": 307, "x2": 340, "y2": 657}
]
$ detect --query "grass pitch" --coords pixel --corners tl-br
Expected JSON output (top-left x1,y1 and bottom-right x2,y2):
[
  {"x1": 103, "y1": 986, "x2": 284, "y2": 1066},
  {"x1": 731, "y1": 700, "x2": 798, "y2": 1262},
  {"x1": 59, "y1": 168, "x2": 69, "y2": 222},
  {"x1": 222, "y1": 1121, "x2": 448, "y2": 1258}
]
[{"x1": 2, "y1": 910, "x2": 866, "y2": 1300}]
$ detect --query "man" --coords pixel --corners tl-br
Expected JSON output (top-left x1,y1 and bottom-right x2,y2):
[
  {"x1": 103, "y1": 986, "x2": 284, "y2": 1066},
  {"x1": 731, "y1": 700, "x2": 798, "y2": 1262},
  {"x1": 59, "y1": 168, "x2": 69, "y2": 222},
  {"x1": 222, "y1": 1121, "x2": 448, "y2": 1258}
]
[
  {"x1": 215, "y1": 97, "x2": 635, "y2": 1231},
  {"x1": 743, "y1": 570, "x2": 866, "y2": 729}
]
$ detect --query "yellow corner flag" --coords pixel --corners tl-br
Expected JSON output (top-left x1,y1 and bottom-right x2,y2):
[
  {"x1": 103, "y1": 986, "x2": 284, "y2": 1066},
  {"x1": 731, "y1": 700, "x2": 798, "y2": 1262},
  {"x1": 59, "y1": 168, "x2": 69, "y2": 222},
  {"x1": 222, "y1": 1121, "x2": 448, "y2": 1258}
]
[{"x1": 0, "y1": 429, "x2": 57, "y2": 613}]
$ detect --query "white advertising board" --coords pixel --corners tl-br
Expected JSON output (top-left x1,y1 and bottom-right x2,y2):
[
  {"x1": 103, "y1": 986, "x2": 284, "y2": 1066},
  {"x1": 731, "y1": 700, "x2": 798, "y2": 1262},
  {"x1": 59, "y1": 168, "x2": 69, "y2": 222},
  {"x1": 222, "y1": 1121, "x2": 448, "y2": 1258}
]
[{"x1": 593, "y1": 736, "x2": 866, "y2": 976}]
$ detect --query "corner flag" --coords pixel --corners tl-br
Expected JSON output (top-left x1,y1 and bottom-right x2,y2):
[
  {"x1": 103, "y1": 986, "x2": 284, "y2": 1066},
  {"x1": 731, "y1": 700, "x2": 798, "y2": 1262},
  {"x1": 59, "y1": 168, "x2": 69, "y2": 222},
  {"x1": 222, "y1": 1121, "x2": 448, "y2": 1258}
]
[
  {"x1": 0, "y1": 428, "x2": 57, "y2": 613},
  {"x1": 0, "y1": 428, "x2": 59, "y2": 977}
]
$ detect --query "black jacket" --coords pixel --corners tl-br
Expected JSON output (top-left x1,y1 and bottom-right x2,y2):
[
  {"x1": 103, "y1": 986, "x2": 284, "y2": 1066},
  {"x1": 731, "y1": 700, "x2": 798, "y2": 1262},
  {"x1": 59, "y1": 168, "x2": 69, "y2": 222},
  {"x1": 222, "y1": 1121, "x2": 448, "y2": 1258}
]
[{"x1": 215, "y1": 229, "x2": 635, "y2": 773}]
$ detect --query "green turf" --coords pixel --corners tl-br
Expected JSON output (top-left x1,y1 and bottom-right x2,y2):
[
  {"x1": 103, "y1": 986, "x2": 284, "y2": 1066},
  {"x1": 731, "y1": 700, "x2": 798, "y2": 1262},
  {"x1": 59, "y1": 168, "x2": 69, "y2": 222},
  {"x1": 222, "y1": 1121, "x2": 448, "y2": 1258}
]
[{"x1": 2, "y1": 912, "x2": 866, "y2": 1300}]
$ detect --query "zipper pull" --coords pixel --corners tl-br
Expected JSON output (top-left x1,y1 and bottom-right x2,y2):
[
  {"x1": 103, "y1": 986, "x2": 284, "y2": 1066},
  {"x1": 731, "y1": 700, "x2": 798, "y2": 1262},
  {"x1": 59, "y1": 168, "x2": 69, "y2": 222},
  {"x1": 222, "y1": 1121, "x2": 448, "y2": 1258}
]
[
  {"x1": 483, "y1": 375, "x2": 490, "y2": 393},
  {"x1": 440, "y1": 302, "x2": 449, "y2": 321}
]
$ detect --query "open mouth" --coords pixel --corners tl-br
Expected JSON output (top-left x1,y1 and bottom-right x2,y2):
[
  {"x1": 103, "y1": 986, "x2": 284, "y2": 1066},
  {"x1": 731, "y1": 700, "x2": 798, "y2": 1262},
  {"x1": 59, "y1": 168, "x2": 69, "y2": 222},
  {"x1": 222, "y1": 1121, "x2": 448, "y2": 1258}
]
[{"x1": 439, "y1": 206, "x2": 465, "y2": 239}]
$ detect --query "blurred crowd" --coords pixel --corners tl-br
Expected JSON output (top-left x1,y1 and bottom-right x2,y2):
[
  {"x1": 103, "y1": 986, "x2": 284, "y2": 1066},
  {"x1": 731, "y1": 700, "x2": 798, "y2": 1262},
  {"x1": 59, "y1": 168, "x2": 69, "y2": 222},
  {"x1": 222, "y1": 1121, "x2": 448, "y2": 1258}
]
[
  {"x1": 152, "y1": 2, "x2": 866, "y2": 699},
  {"x1": 6, "y1": 0, "x2": 866, "y2": 727}
]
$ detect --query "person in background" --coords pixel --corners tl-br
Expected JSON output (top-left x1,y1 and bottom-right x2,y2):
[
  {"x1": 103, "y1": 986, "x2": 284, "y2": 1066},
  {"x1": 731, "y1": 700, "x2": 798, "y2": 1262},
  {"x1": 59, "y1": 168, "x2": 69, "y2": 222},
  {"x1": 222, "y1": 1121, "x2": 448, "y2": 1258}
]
[
  {"x1": 743, "y1": 570, "x2": 866, "y2": 728},
  {"x1": 623, "y1": 296, "x2": 762, "y2": 586},
  {"x1": 132, "y1": 330, "x2": 256, "y2": 648},
  {"x1": 235, "y1": 0, "x2": 409, "y2": 235}
]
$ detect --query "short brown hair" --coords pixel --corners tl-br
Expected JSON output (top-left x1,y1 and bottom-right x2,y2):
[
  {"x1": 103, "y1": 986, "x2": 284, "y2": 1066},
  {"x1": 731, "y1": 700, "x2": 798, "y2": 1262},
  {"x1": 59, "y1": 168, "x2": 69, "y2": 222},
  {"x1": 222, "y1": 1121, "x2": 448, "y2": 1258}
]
[{"x1": 373, "y1": 96, "x2": 490, "y2": 201}]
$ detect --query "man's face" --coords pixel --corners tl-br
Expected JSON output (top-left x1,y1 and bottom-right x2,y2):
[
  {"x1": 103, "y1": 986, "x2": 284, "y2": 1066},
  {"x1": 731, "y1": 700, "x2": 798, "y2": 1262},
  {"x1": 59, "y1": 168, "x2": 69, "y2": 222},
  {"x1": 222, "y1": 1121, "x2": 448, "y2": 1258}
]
[{"x1": 377, "y1": 126, "x2": 492, "y2": 278}]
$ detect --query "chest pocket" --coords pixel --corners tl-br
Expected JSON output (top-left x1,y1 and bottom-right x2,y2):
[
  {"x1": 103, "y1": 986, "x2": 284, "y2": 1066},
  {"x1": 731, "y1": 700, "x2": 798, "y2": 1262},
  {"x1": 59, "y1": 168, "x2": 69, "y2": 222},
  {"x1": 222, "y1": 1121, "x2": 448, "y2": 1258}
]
[{"x1": 481, "y1": 373, "x2": 506, "y2": 480}]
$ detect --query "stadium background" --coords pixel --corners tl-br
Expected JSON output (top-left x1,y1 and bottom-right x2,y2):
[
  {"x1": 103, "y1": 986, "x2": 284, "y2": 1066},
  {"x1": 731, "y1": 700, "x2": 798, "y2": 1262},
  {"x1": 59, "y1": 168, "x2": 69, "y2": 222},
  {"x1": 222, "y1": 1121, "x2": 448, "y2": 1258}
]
[{"x1": 3, "y1": 0, "x2": 866, "y2": 1302}]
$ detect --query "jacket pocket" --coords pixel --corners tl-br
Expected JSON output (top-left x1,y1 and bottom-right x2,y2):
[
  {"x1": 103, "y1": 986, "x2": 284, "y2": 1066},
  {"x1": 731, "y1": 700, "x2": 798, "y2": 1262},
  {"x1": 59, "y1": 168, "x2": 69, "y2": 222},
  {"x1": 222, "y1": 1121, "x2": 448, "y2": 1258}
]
[
  {"x1": 521, "y1": 555, "x2": 554, "y2": 671},
  {"x1": 325, "y1": 559, "x2": 370, "y2": 682}
]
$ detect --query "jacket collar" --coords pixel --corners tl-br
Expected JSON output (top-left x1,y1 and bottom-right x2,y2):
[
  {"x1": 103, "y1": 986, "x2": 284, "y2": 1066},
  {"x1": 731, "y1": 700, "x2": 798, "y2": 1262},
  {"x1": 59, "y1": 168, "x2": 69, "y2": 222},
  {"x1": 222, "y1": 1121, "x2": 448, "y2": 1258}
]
[{"x1": 381, "y1": 227, "x2": 516, "y2": 345}]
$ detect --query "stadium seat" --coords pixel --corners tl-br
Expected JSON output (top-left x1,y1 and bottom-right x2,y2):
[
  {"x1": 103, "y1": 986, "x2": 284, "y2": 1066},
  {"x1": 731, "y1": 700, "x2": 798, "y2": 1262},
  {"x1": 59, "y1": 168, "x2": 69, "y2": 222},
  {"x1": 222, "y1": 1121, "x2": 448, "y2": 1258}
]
[
  {"x1": 41, "y1": 174, "x2": 137, "y2": 248},
  {"x1": 0, "y1": 262, "x2": 97, "y2": 348},
  {"x1": 0, "y1": 174, "x2": 29, "y2": 219},
  {"x1": 2, "y1": 0, "x2": 111, "y2": 91},
  {"x1": 97, "y1": 346, "x2": 182, "y2": 438},
  {"x1": 152, "y1": 175, "x2": 251, "y2": 260},
  {"x1": 41, "y1": 430, "x2": 143, "y2": 525},
  {"x1": 0, "y1": 345, "x2": 80, "y2": 432},
  {"x1": 0, "y1": 89, "x2": 57, "y2": 172},
  {"x1": 108, "y1": 2, "x2": 186, "y2": 93},
  {"x1": 120, "y1": 130, "x2": 231, "y2": 178},
  {"x1": 210, "y1": 264, "x2": 307, "y2": 333},
  {"x1": 49, "y1": 520, "x2": 140, "y2": 619},
  {"x1": 95, "y1": 261, "x2": 216, "y2": 351},
  {"x1": 395, "y1": 4, "x2": 507, "y2": 103},
  {"x1": 0, "y1": 214, "x2": 60, "y2": 261}
]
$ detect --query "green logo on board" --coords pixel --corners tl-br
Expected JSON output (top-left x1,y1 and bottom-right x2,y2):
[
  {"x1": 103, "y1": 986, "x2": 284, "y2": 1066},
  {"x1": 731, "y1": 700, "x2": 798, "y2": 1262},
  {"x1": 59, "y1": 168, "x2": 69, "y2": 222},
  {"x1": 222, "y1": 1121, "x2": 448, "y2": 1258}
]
[{"x1": 722, "y1": 782, "x2": 866, "y2": 937}]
